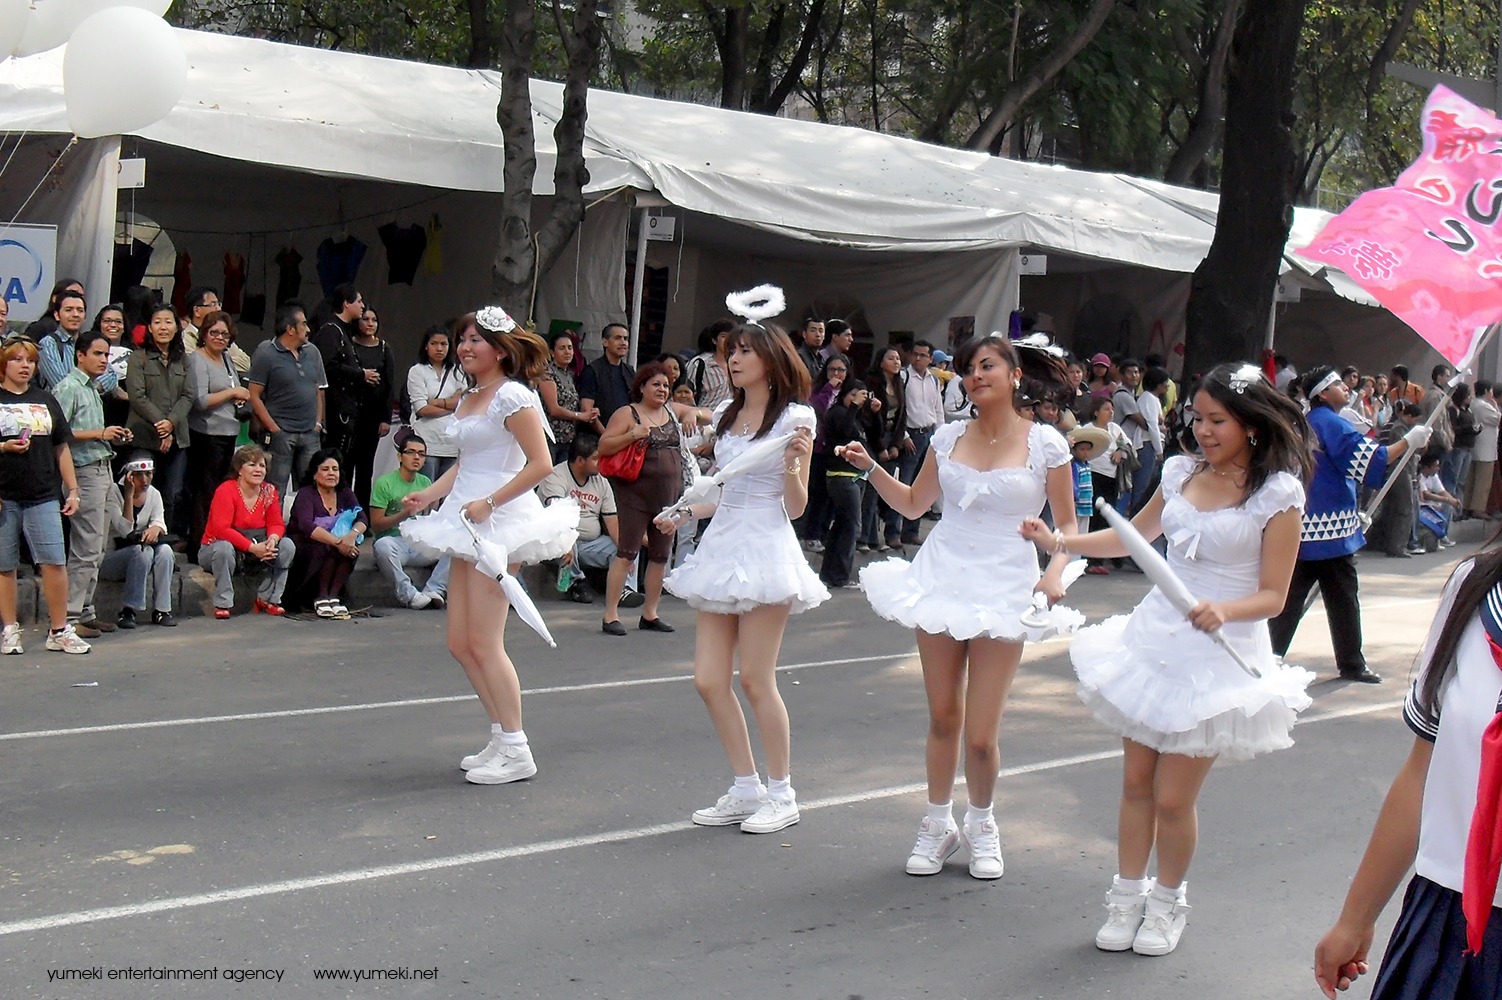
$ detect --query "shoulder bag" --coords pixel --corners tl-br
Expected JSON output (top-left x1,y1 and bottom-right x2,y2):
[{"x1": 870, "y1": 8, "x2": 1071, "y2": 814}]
[{"x1": 599, "y1": 405, "x2": 647, "y2": 482}]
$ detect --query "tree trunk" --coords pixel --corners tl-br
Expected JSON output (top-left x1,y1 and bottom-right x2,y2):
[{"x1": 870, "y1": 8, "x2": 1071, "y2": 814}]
[
  {"x1": 492, "y1": 0, "x2": 602, "y2": 320},
  {"x1": 1180, "y1": 0, "x2": 1309, "y2": 379},
  {"x1": 748, "y1": 3, "x2": 787, "y2": 111},
  {"x1": 966, "y1": 0, "x2": 1116, "y2": 152},
  {"x1": 715, "y1": 4, "x2": 749, "y2": 109},
  {"x1": 465, "y1": 0, "x2": 494, "y2": 68},
  {"x1": 1365, "y1": 0, "x2": 1421, "y2": 120},
  {"x1": 751, "y1": 0, "x2": 826, "y2": 115},
  {"x1": 1163, "y1": 0, "x2": 1242, "y2": 185}
]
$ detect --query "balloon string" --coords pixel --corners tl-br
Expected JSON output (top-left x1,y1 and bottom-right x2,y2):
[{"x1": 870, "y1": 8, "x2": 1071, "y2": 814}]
[
  {"x1": 0, "y1": 129, "x2": 29, "y2": 186},
  {"x1": 3, "y1": 135, "x2": 75, "y2": 231}
]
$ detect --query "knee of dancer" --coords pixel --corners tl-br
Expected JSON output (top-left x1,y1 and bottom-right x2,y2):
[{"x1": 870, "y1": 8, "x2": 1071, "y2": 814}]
[
  {"x1": 927, "y1": 708, "x2": 963, "y2": 741},
  {"x1": 694, "y1": 673, "x2": 729, "y2": 702},
  {"x1": 1153, "y1": 785, "x2": 1200, "y2": 819},
  {"x1": 963, "y1": 734, "x2": 1000, "y2": 761},
  {"x1": 737, "y1": 672, "x2": 781, "y2": 704}
]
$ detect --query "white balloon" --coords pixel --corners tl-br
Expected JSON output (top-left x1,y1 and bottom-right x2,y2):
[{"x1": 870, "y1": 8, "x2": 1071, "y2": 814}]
[
  {"x1": 0, "y1": 0, "x2": 30, "y2": 61},
  {"x1": 15, "y1": 0, "x2": 173, "y2": 57},
  {"x1": 63, "y1": 7, "x2": 185, "y2": 138}
]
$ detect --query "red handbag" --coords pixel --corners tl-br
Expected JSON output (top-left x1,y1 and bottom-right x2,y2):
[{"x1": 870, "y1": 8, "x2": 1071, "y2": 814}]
[{"x1": 600, "y1": 405, "x2": 647, "y2": 481}]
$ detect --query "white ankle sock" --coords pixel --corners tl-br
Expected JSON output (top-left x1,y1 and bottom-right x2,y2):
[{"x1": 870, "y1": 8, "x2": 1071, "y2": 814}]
[
  {"x1": 964, "y1": 803, "x2": 994, "y2": 826},
  {"x1": 498, "y1": 728, "x2": 528, "y2": 746},
  {"x1": 926, "y1": 801, "x2": 954, "y2": 825},
  {"x1": 490, "y1": 723, "x2": 505, "y2": 740},
  {"x1": 1113, "y1": 875, "x2": 1151, "y2": 894},
  {"x1": 1150, "y1": 880, "x2": 1185, "y2": 903},
  {"x1": 733, "y1": 774, "x2": 765, "y2": 798},
  {"x1": 767, "y1": 776, "x2": 794, "y2": 802}
]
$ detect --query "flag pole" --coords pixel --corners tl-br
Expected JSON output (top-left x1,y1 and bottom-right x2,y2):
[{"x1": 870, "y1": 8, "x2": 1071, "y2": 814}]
[{"x1": 1361, "y1": 321, "x2": 1500, "y2": 529}]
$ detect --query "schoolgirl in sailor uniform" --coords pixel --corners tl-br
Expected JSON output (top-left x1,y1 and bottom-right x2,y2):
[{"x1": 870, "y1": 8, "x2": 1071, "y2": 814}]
[
  {"x1": 1315, "y1": 548, "x2": 1502, "y2": 1000},
  {"x1": 1023, "y1": 362, "x2": 1315, "y2": 956}
]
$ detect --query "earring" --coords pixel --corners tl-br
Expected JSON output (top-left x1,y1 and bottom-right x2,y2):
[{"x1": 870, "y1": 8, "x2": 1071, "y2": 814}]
[{"x1": 1249, "y1": 434, "x2": 1258, "y2": 447}]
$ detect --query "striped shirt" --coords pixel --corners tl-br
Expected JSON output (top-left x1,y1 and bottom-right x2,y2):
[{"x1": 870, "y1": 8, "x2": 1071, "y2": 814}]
[{"x1": 51, "y1": 367, "x2": 111, "y2": 466}]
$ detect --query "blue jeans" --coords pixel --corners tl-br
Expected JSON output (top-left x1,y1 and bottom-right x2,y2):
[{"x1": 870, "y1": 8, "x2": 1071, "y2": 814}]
[
  {"x1": 99, "y1": 543, "x2": 175, "y2": 612},
  {"x1": 372, "y1": 535, "x2": 451, "y2": 605},
  {"x1": 897, "y1": 428, "x2": 933, "y2": 540},
  {"x1": 268, "y1": 429, "x2": 322, "y2": 502},
  {"x1": 861, "y1": 458, "x2": 900, "y2": 545},
  {"x1": 574, "y1": 534, "x2": 636, "y2": 588},
  {"x1": 1442, "y1": 447, "x2": 1472, "y2": 497},
  {"x1": 1125, "y1": 443, "x2": 1159, "y2": 514},
  {"x1": 0, "y1": 498, "x2": 65, "y2": 569},
  {"x1": 422, "y1": 455, "x2": 458, "y2": 483}
]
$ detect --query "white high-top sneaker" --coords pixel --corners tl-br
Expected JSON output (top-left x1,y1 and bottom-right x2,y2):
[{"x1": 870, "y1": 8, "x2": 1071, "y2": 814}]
[
  {"x1": 1095, "y1": 878, "x2": 1150, "y2": 951},
  {"x1": 1133, "y1": 881, "x2": 1190, "y2": 956}
]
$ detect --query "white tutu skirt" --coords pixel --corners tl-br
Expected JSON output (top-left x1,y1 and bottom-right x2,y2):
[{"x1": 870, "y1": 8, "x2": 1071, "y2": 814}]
[
  {"x1": 859, "y1": 526, "x2": 1083, "y2": 642},
  {"x1": 664, "y1": 505, "x2": 829, "y2": 615},
  {"x1": 1070, "y1": 589, "x2": 1315, "y2": 761},
  {"x1": 402, "y1": 490, "x2": 579, "y2": 566}
]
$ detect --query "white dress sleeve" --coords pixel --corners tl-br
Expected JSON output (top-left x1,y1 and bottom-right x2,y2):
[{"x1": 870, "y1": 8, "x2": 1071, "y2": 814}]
[
  {"x1": 488, "y1": 380, "x2": 538, "y2": 423},
  {"x1": 928, "y1": 420, "x2": 967, "y2": 461},
  {"x1": 1158, "y1": 455, "x2": 1196, "y2": 500},
  {"x1": 779, "y1": 403, "x2": 817, "y2": 435},
  {"x1": 1033, "y1": 423, "x2": 1071, "y2": 469},
  {"x1": 1246, "y1": 470, "x2": 1306, "y2": 525}
]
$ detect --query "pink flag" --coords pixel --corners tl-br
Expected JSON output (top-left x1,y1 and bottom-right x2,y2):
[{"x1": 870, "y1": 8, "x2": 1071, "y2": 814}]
[{"x1": 1300, "y1": 87, "x2": 1502, "y2": 365}]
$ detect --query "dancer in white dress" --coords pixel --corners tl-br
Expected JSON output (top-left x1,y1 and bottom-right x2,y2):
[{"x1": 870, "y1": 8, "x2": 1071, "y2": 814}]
[
  {"x1": 1021, "y1": 361, "x2": 1313, "y2": 956},
  {"x1": 657, "y1": 292, "x2": 829, "y2": 835},
  {"x1": 841, "y1": 332, "x2": 1082, "y2": 880},
  {"x1": 401, "y1": 307, "x2": 579, "y2": 786}
]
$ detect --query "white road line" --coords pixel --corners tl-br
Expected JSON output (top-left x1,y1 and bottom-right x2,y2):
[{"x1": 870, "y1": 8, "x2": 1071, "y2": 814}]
[
  {"x1": 0, "y1": 653, "x2": 918, "y2": 742},
  {"x1": 0, "y1": 704, "x2": 1405, "y2": 938}
]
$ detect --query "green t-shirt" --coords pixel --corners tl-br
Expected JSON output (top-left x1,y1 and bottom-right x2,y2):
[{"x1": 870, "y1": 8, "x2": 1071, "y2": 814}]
[{"x1": 369, "y1": 469, "x2": 433, "y2": 538}]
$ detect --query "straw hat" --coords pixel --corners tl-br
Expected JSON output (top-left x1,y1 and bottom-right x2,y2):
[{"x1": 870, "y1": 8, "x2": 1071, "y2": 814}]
[{"x1": 1067, "y1": 424, "x2": 1112, "y2": 461}]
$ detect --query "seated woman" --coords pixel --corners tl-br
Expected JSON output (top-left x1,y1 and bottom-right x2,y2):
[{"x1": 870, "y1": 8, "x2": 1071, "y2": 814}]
[
  {"x1": 199, "y1": 444, "x2": 296, "y2": 619},
  {"x1": 286, "y1": 449, "x2": 366, "y2": 619},
  {"x1": 100, "y1": 454, "x2": 177, "y2": 628}
]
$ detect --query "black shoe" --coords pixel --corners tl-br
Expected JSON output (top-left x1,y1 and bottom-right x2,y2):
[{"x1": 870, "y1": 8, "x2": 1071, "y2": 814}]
[
  {"x1": 619, "y1": 589, "x2": 646, "y2": 609},
  {"x1": 602, "y1": 619, "x2": 627, "y2": 636},
  {"x1": 567, "y1": 583, "x2": 594, "y2": 604},
  {"x1": 899, "y1": 536, "x2": 920, "y2": 546},
  {"x1": 116, "y1": 607, "x2": 137, "y2": 630},
  {"x1": 151, "y1": 610, "x2": 178, "y2": 628},
  {"x1": 1340, "y1": 667, "x2": 1383, "y2": 684},
  {"x1": 639, "y1": 616, "x2": 675, "y2": 633}
]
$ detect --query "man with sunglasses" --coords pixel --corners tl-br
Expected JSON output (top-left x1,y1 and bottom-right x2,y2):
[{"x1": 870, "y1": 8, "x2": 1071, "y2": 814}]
[{"x1": 369, "y1": 430, "x2": 449, "y2": 609}]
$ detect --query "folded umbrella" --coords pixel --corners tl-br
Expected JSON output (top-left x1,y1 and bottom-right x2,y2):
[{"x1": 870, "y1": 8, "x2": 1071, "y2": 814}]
[
  {"x1": 661, "y1": 423, "x2": 811, "y2": 518},
  {"x1": 1019, "y1": 557, "x2": 1088, "y2": 630},
  {"x1": 1093, "y1": 498, "x2": 1260, "y2": 679},
  {"x1": 461, "y1": 514, "x2": 557, "y2": 648}
]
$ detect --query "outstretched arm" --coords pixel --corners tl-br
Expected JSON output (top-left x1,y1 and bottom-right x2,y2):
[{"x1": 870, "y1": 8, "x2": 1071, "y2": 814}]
[{"x1": 835, "y1": 439, "x2": 939, "y2": 520}]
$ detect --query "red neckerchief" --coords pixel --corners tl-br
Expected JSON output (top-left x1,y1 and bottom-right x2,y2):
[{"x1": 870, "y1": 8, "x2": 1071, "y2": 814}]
[{"x1": 1465, "y1": 589, "x2": 1502, "y2": 954}]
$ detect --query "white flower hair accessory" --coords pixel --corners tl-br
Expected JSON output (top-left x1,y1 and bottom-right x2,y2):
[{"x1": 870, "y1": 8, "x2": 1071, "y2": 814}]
[
  {"x1": 724, "y1": 284, "x2": 786, "y2": 324},
  {"x1": 475, "y1": 305, "x2": 517, "y2": 334},
  {"x1": 1228, "y1": 363, "x2": 1264, "y2": 394},
  {"x1": 1011, "y1": 331, "x2": 1066, "y2": 358}
]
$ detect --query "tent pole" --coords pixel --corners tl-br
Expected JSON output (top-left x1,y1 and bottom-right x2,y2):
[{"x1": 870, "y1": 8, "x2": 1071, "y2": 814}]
[
  {"x1": 628, "y1": 207, "x2": 649, "y2": 368},
  {"x1": 1263, "y1": 298, "x2": 1277, "y2": 353}
]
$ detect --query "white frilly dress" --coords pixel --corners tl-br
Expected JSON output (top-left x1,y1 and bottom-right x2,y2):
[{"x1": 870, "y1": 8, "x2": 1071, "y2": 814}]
[
  {"x1": 401, "y1": 380, "x2": 579, "y2": 566},
  {"x1": 663, "y1": 402, "x2": 830, "y2": 615},
  {"x1": 1070, "y1": 455, "x2": 1315, "y2": 760},
  {"x1": 859, "y1": 419, "x2": 1084, "y2": 641}
]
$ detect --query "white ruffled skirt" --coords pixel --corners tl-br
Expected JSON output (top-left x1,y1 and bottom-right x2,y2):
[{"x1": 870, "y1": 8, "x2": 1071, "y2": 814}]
[
  {"x1": 402, "y1": 489, "x2": 579, "y2": 566},
  {"x1": 1070, "y1": 588, "x2": 1315, "y2": 761},
  {"x1": 664, "y1": 504, "x2": 829, "y2": 615},
  {"x1": 859, "y1": 524, "x2": 1083, "y2": 642}
]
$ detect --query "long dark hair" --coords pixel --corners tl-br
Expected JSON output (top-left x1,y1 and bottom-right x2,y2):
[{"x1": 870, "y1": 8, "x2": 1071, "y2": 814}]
[
  {"x1": 714, "y1": 322, "x2": 810, "y2": 440},
  {"x1": 953, "y1": 333, "x2": 1069, "y2": 415},
  {"x1": 145, "y1": 304, "x2": 185, "y2": 362},
  {"x1": 1416, "y1": 546, "x2": 1502, "y2": 729},
  {"x1": 417, "y1": 324, "x2": 455, "y2": 368},
  {"x1": 1190, "y1": 362, "x2": 1313, "y2": 500}
]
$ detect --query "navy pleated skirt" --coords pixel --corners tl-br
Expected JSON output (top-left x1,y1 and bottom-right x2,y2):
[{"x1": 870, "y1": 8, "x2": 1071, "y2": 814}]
[{"x1": 1371, "y1": 875, "x2": 1502, "y2": 1000}]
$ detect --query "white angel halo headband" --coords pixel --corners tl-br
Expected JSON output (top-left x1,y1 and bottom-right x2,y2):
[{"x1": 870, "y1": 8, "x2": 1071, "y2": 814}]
[
  {"x1": 724, "y1": 285, "x2": 786, "y2": 325},
  {"x1": 475, "y1": 305, "x2": 517, "y2": 334}
]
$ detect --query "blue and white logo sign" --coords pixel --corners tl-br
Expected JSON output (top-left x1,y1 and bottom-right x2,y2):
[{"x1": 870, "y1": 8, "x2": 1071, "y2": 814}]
[{"x1": 0, "y1": 225, "x2": 58, "y2": 324}]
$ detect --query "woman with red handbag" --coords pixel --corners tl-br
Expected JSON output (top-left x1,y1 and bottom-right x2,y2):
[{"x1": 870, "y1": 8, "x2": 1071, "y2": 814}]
[{"x1": 598, "y1": 362, "x2": 704, "y2": 636}]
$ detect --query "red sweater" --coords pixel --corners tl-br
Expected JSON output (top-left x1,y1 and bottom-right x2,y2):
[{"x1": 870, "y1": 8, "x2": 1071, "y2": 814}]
[{"x1": 202, "y1": 480, "x2": 286, "y2": 551}]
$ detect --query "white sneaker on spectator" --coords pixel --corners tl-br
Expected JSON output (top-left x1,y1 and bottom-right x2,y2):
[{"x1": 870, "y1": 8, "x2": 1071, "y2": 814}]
[
  {"x1": 692, "y1": 791, "x2": 766, "y2": 827},
  {"x1": 2, "y1": 622, "x2": 21, "y2": 654},
  {"x1": 741, "y1": 797, "x2": 800, "y2": 833},
  {"x1": 460, "y1": 739, "x2": 500, "y2": 771},
  {"x1": 1133, "y1": 883, "x2": 1190, "y2": 956},
  {"x1": 408, "y1": 592, "x2": 432, "y2": 610},
  {"x1": 962, "y1": 817, "x2": 1004, "y2": 879},
  {"x1": 1095, "y1": 881, "x2": 1150, "y2": 951},
  {"x1": 464, "y1": 743, "x2": 537, "y2": 784},
  {"x1": 45, "y1": 625, "x2": 91, "y2": 654},
  {"x1": 424, "y1": 592, "x2": 446, "y2": 609},
  {"x1": 905, "y1": 815, "x2": 960, "y2": 875}
]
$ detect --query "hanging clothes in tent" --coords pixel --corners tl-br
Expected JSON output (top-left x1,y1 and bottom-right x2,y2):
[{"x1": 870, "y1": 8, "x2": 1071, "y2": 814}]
[
  {"x1": 316, "y1": 236, "x2": 366, "y2": 298},
  {"x1": 274, "y1": 247, "x2": 302, "y2": 306},
  {"x1": 377, "y1": 222, "x2": 426, "y2": 285}
]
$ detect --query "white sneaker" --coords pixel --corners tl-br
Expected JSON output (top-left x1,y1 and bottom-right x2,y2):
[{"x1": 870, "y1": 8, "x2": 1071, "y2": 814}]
[
  {"x1": 1096, "y1": 883, "x2": 1150, "y2": 951},
  {"x1": 463, "y1": 743, "x2": 537, "y2": 784},
  {"x1": 1133, "y1": 883, "x2": 1190, "y2": 956},
  {"x1": 45, "y1": 625, "x2": 91, "y2": 654},
  {"x1": 962, "y1": 818, "x2": 1004, "y2": 879},
  {"x1": 460, "y1": 738, "x2": 500, "y2": 771},
  {"x1": 408, "y1": 592, "x2": 432, "y2": 610},
  {"x1": 691, "y1": 791, "x2": 766, "y2": 827},
  {"x1": 2, "y1": 622, "x2": 22, "y2": 654},
  {"x1": 741, "y1": 797, "x2": 800, "y2": 834},
  {"x1": 905, "y1": 816, "x2": 960, "y2": 875}
]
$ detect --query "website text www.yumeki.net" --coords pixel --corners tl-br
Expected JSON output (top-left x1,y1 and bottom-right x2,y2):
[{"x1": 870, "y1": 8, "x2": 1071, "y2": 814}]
[{"x1": 45, "y1": 965, "x2": 439, "y2": 983}]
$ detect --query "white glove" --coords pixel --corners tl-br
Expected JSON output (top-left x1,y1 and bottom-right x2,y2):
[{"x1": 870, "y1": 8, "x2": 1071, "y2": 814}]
[{"x1": 1403, "y1": 423, "x2": 1433, "y2": 450}]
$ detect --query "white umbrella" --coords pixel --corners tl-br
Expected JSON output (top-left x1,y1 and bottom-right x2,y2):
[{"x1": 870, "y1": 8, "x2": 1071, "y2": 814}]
[
  {"x1": 1019, "y1": 557, "x2": 1088, "y2": 629},
  {"x1": 1093, "y1": 498, "x2": 1261, "y2": 679},
  {"x1": 661, "y1": 426, "x2": 808, "y2": 518},
  {"x1": 461, "y1": 515, "x2": 557, "y2": 648}
]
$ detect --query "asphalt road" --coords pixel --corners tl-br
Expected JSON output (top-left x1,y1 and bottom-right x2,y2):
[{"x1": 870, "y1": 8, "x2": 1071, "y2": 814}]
[{"x1": 0, "y1": 528, "x2": 1476, "y2": 1000}]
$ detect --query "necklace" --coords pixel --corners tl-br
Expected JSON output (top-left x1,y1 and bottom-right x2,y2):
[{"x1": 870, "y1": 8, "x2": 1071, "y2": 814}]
[
  {"x1": 1208, "y1": 462, "x2": 1247, "y2": 483},
  {"x1": 466, "y1": 376, "x2": 505, "y2": 396}
]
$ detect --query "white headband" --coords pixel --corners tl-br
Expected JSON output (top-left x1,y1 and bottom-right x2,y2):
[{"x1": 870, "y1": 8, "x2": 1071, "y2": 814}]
[{"x1": 1310, "y1": 371, "x2": 1342, "y2": 397}]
